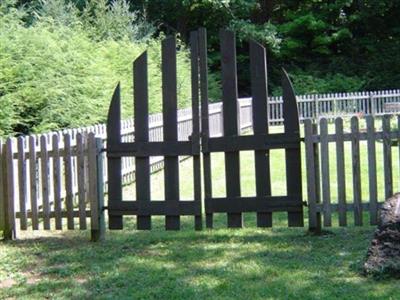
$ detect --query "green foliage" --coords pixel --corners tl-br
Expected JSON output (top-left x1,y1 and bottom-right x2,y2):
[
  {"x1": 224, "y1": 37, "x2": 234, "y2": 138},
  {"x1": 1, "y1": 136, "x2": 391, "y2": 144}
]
[
  {"x1": 0, "y1": 0, "x2": 191, "y2": 136},
  {"x1": 272, "y1": 71, "x2": 365, "y2": 96}
]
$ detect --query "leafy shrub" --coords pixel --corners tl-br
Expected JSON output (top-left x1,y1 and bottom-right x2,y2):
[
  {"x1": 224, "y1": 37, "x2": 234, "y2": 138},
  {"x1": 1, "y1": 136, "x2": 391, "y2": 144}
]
[
  {"x1": 272, "y1": 70, "x2": 365, "y2": 96},
  {"x1": 0, "y1": 0, "x2": 191, "y2": 136}
]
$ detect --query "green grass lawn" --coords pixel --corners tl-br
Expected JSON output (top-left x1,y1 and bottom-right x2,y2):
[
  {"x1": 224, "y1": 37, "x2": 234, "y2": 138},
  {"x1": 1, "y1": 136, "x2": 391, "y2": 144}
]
[{"x1": 1, "y1": 121, "x2": 399, "y2": 299}]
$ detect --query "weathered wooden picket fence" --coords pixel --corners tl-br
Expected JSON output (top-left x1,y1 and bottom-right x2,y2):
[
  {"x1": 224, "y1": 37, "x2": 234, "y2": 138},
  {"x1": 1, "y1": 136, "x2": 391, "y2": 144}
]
[
  {"x1": 0, "y1": 133, "x2": 105, "y2": 240},
  {"x1": 305, "y1": 114, "x2": 400, "y2": 232}
]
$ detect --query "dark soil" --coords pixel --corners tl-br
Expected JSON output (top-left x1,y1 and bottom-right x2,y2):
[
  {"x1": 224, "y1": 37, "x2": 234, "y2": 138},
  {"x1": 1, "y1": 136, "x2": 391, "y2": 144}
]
[{"x1": 364, "y1": 193, "x2": 400, "y2": 278}]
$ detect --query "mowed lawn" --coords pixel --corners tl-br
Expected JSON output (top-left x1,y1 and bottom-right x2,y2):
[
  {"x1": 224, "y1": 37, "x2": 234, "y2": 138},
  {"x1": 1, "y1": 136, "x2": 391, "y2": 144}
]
[{"x1": 1, "y1": 121, "x2": 400, "y2": 299}]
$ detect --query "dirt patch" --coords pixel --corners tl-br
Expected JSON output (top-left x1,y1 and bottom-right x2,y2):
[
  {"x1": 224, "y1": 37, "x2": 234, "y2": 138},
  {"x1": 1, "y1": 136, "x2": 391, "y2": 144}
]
[{"x1": 364, "y1": 193, "x2": 400, "y2": 278}]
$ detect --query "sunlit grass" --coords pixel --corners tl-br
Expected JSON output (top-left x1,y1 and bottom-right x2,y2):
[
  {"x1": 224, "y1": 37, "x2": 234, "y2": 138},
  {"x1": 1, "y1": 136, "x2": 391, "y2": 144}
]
[{"x1": 1, "y1": 120, "x2": 399, "y2": 299}]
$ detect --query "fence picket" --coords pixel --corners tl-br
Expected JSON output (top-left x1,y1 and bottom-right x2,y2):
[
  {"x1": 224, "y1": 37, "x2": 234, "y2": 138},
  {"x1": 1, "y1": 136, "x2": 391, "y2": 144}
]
[
  {"x1": 134, "y1": 52, "x2": 151, "y2": 230},
  {"x1": 305, "y1": 120, "x2": 318, "y2": 231},
  {"x1": 64, "y1": 133, "x2": 74, "y2": 229},
  {"x1": 320, "y1": 118, "x2": 331, "y2": 226},
  {"x1": 40, "y1": 135, "x2": 51, "y2": 229},
  {"x1": 162, "y1": 36, "x2": 180, "y2": 230},
  {"x1": 250, "y1": 40, "x2": 272, "y2": 227},
  {"x1": 77, "y1": 133, "x2": 87, "y2": 229},
  {"x1": 190, "y1": 30, "x2": 202, "y2": 230},
  {"x1": 52, "y1": 134, "x2": 62, "y2": 229},
  {"x1": 335, "y1": 118, "x2": 347, "y2": 226},
  {"x1": 17, "y1": 137, "x2": 28, "y2": 230},
  {"x1": 5, "y1": 139, "x2": 16, "y2": 239},
  {"x1": 382, "y1": 115, "x2": 393, "y2": 199},
  {"x1": 29, "y1": 136, "x2": 39, "y2": 229},
  {"x1": 220, "y1": 29, "x2": 242, "y2": 228},
  {"x1": 366, "y1": 116, "x2": 378, "y2": 225},
  {"x1": 351, "y1": 117, "x2": 362, "y2": 226}
]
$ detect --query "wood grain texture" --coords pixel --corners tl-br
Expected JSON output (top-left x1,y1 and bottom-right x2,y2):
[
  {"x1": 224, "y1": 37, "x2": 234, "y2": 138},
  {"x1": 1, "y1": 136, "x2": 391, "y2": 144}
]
[
  {"x1": 17, "y1": 137, "x2": 27, "y2": 230},
  {"x1": 366, "y1": 116, "x2": 378, "y2": 225},
  {"x1": 198, "y1": 28, "x2": 213, "y2": 228},
  {"x1": 351, "y1": 117, "x2": 362, "y2": 226},
  {"x1": 134, "y1": 52, "x2": 151, "y2": 230},
  {"x1": 162, "y1": 36, "x2": 180, "y2": 230},
  {"x1": 282, "y1": 69, "x2": 303, "y2": 227},
  {"x1": 107, "y1": 84, "x2": 123, "y2": 229},
  {"x1": 220, "y1": 29, "x2": 242, "y2": 228},
  {"x1": 335, "y1": 117, "x2": 347, "y2": 226},
  {"x1": 52, "y1": 134, "x2": 62, "y2": 230},
  {"x1": 40, "y1": 135, "x2": 51, "y2": 229},
  {"x1": 190, "y1": 30, "x2": 202, "y2": 230},
  {"x1": 63, "y1": 133, "x2": 74, "y2": 229},
  {"x1": 250, "y1": 39, "x2": 272, "y2": 227},
  {"x1": 29, "y1": 136, "x2": 39, "y2": 230}
]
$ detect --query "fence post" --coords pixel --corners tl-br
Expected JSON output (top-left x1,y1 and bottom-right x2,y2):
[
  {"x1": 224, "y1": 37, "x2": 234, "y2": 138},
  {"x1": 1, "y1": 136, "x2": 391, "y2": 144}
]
[
  {"x1": 1, "y1": 139, "x2": 16, "y2": 240},
  {"x1": 0, "y1": 140, "x2": 5, "y2": 238},
  {"x1": 305, "y1": 120, "x2": 322, "y2": 234},
  {"x1": 89, "y1": 134, "x2": 105, "y2": 241}
]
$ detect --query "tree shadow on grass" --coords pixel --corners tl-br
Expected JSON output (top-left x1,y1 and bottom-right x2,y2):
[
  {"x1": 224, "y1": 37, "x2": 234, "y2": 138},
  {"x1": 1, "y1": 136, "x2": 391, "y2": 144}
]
[{"x1": 1, "y1": 216, "x2": 398, "y2": 299}]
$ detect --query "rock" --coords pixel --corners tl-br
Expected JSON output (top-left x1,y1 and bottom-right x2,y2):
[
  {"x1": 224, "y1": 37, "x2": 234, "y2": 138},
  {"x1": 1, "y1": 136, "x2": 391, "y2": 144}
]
[{"x1": 363, "y1": 193, "x2": 400, "y2": 278}]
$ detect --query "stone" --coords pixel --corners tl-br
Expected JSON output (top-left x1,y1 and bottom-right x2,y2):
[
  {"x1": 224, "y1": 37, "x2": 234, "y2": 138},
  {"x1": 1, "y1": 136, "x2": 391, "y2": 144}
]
[{"x1": 364, "y1": 193, "x2": 400, "y2": 278}]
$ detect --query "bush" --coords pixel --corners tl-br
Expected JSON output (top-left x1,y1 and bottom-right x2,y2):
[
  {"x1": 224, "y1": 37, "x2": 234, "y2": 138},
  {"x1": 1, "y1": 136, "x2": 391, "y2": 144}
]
[
  {"x1": 0, "y1": 0, "x2": 191, "y2": 136},
  {"x1": 272, "y1": 70, "x2": 365, "y2": 96}
]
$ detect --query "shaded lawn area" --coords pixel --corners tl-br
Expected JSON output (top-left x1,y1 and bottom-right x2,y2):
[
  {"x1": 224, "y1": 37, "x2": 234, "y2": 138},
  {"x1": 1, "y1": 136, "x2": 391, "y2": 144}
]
[
  {"x1": 0, "y1": 221, "x2": 398, "y2": 299},
  {"x1": 1, "y1": 121, "x2": 400, "y2": 299}
]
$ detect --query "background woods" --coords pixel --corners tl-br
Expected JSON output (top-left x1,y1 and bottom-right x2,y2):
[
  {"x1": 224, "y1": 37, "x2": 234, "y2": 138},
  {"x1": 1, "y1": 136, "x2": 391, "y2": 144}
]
[{"x1": 1, "y1": 0, "x2": 400, "y2": 136}]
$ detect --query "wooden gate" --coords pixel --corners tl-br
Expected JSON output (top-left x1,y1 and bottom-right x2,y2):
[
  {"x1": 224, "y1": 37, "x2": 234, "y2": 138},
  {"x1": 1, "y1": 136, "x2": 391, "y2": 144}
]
[
  {"x1": 106, "y1": 28, "x2": 303, "y2": 229},
  {"x1": 199, "y1": 29, "x2": 303, "y2": 228},
  {"x1": 107, "y1": 35, "x2": 202, "y2": 230}
]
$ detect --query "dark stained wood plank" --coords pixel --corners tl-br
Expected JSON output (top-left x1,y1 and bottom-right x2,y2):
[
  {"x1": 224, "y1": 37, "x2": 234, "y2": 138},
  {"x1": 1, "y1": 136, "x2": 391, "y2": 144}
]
[
  {"x1": 220, "y1": 29, "x2": 242, "y2": 228},
  {"x1": 190, "y1": 30, "x2": 202, "y2": 230},
  {"x1": 282, "y1": 69, "x2": 303, "y2": 227},
  {"x1": 335, "y1": 117, "x2": 347, "y2": 226},
  {"x1": 382, "y1": 115, "x2": 393, "y2": 199},
  {"x1": 134, "y1": 51, "x2": 151, "y2": 230},
  {"x1": 107, "y1": 141, "x2": 193, "y2": 157},
  {"x1": 250, "y1": 39, "x2": 272, "y2": 227},
  {"x1": 351, "y1": 117, "x2": 362, "y2": 226},
  {"x1": 29, "y1": 136, "x2": 39, "y2": 230},
  {"x1": 17, "y1": 137, "x2": 27, "y2": 230},
  {"x1": 206, "y1": 134, "x2": 299, "y2": 152},
  {"x1": 205, "y1": 196, "x2": 302, "y2": 213},
  {"x1": 199, "y1": 28, "x2": 213, "y2": 228},
  {"x1": 107, "y1": 84, "x2": 123, "y2": 229},
  {"x1": 40, "y1": 135, "x2": 51, "y2": 229},
  {"x1": 366, "y1": 116, "x2": 378, "y2": 225},
  {"x1": 109, "y1": 201, "x2": 201, "y2": 216},
  {"x1": 162, "y1": 36, "x2": 180, "y2": 230},
  {"x1": 52, "y1": 134, "x2": 62, "y2": 230}
]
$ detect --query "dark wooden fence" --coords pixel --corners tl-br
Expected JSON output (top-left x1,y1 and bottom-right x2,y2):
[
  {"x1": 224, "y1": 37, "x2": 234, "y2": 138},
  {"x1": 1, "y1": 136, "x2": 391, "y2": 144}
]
[{"x1": 106, "y1": 28, "x2": 304, "y2": 230}]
